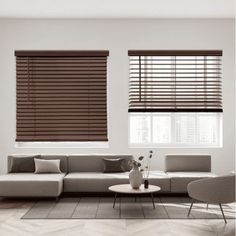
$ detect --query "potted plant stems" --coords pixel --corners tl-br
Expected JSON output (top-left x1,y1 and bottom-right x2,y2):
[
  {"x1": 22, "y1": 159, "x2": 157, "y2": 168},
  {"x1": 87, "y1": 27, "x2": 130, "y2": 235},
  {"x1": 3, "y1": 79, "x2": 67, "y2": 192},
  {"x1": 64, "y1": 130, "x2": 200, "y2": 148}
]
[{"x1": 140, "y1": 150, "x2": 153, "y2": 189}]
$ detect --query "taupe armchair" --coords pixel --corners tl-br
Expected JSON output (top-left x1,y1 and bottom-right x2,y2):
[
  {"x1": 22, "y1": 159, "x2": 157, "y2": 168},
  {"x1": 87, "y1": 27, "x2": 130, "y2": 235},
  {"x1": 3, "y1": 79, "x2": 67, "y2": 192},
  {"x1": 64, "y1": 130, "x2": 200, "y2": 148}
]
[{"x1": 187, "y1": 174, "x2": 235, "y2": 223}]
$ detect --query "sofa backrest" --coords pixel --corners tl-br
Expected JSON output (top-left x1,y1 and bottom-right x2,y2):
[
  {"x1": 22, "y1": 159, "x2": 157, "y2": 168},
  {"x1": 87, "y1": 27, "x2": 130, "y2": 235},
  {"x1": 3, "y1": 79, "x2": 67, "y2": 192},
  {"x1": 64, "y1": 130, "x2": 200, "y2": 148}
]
[
  {"x1": 7, "y1": 154, "x2": 133, "y2": 173},
  {"x1": 68, "y1": 155, "x2": 133, "y2": 172},
  {"x1": 8, "y1": 154, "x2": 68, "y2": 173},
  {"x1": 165, "y1": 154, "x2": 211, "y2": 172}
]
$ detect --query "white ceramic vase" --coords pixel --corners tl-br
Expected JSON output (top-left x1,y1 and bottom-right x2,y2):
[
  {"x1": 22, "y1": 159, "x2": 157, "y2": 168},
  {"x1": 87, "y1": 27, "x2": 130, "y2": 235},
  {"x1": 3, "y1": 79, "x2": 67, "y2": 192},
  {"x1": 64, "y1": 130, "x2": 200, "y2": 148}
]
[{"x1": 129, "y1": 165, "x2": 143, "y2": 189}]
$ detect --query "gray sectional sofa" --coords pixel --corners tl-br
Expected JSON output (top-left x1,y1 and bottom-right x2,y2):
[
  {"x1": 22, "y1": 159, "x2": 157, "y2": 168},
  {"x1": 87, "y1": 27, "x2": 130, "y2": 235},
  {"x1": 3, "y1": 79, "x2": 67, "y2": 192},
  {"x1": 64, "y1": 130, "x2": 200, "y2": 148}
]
[{"x1": 0, "y1": 154, "x2": 216, "y2": 197}]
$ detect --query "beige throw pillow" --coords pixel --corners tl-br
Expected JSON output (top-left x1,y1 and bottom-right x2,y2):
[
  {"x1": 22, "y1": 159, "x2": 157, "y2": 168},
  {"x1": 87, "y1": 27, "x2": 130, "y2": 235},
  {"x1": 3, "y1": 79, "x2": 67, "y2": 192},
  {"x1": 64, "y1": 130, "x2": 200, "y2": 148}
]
[{"x1": 34, "y1": 159, "x2": 61, "y2": 174}]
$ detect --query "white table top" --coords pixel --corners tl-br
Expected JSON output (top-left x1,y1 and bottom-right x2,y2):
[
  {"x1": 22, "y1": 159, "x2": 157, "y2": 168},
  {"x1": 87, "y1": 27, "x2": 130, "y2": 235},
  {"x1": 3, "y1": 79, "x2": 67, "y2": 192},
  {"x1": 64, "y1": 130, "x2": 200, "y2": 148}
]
[{"x1": 108, "y1": 184, "x2": 161, "y2": 194}]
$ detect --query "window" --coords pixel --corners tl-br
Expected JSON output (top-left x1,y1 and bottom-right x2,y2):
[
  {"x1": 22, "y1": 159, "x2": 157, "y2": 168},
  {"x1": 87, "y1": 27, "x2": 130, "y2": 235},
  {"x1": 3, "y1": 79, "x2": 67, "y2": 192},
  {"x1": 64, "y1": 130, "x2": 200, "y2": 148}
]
[
  {"x1": 129, "y1": 113, "x2": 222, "y2": 147},
  {"x1": 128, "y1": 50, "x2": 223, "y2": 147},
  {"x1": 16, "y1": 50, "x2": 109, "y2": 142}
]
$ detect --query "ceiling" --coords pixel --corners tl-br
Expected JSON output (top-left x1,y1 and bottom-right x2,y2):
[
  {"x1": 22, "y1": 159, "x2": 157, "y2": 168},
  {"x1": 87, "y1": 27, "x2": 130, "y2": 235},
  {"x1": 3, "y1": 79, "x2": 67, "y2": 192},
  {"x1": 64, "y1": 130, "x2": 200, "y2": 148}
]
[{"x1": 0, "y1": 0, "x2": 234, "y2": 19}]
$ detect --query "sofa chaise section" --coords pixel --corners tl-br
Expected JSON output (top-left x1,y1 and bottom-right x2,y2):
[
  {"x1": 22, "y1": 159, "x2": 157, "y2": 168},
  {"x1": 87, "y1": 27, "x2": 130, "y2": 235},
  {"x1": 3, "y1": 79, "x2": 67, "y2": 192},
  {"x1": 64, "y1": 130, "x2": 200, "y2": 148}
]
[
  {"x1": 0, "y1": 173, "x2": 65, "y2": 197},
  {"x1": 0, "y1": 154, "x2": 68, "y2": 197}
]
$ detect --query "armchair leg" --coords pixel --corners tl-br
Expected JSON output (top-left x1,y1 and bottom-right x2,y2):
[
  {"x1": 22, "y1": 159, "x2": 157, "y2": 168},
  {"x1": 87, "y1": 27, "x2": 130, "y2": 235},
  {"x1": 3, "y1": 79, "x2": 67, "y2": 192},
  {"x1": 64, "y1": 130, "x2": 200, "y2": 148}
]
[
  {"x1": 188, "y1": 200, "x2": 194, "y2": 217},
  {"x1": 219, "y1": 203, "x2": 227, "y2": 224}
]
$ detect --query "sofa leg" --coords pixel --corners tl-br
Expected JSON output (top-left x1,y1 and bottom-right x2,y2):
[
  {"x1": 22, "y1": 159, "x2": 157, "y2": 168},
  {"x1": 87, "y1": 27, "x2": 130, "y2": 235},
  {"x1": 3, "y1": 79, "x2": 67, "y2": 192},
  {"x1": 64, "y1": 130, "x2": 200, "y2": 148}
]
[
  {"x1": 219, "y1": 203, "x2": 227, "y2": 224},
  {"x1": 206, "y1": 203, "x2": 209, "y2": 210},
  {"x1": 55, "y1": 197, "x2": 59, "y2": 202},
  {"x1": 188, "y1": 200, "x2": 194, "y2": 217}
]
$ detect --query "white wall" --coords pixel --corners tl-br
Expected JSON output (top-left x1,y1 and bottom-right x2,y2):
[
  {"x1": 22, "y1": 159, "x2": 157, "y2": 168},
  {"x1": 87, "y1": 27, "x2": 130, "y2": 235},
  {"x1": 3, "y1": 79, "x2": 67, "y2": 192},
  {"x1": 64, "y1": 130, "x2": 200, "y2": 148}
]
[{"x1": 0, "y1": 19, "x2": 234, "y2": 174}]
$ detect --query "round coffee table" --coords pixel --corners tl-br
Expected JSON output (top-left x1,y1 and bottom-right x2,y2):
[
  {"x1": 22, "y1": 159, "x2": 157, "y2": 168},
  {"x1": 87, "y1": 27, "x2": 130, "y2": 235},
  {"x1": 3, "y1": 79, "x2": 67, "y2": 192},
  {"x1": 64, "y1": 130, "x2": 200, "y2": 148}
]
[{"x1": 108, "y1": 184, "x2": 161, "y2": 209}]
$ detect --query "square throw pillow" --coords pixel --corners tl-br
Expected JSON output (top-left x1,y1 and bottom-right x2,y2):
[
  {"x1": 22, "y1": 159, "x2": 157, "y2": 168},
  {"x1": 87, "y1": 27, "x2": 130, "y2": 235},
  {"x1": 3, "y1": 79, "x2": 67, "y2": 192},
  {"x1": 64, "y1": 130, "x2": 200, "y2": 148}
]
[
  {"x1": 9, "y1": 155, "x2": 41, "y2": 173},
  {"x1": 103, "y1": 158, "x2": 125, "y2": 173},
  {"x1": 34, "y1": 159, "x2": 62, "y2": 174}
]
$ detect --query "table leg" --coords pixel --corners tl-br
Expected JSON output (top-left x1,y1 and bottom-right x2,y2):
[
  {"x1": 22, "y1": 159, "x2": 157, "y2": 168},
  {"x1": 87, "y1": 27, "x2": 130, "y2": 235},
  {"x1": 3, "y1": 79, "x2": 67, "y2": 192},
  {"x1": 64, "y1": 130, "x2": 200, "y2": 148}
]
[
  {"x1": 113, "y1": 193, "x2": 117, "y2": 208},
  {"x1": 151, "y1": 193, "x2": 155, "y2": 209}
]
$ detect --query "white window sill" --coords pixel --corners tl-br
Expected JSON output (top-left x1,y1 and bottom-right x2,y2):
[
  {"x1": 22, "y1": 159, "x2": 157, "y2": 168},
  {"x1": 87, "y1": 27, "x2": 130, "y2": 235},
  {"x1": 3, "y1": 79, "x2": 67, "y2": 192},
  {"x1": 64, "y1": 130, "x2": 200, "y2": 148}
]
[
  {"x1": 15, "y1": 142, "x2": 109, "y2": 149},
  {"x1": 129, "y1": 144, "x2": 223, "y2": 148}
]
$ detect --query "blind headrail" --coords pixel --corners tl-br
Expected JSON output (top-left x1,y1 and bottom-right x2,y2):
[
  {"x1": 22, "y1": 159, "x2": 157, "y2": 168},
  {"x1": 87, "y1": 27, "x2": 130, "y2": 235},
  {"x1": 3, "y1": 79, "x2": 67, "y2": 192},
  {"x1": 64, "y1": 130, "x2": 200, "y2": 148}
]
[
  {"x1": 128, "y1": 50, "x2": 223, "y2": 56},
  {"x1": 15, "y1": 50, "x2": 109, "y2": 57}
]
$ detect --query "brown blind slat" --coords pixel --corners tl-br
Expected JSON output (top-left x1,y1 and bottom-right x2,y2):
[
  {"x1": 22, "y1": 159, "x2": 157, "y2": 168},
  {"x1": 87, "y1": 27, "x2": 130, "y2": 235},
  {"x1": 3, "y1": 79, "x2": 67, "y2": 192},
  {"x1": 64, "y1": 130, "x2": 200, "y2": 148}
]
[
  {"x1": 16, "y1": 50, "x2": 109, "y2": 142},
  {"x1": 128, "y1": 51, "x2": 223, "y2": 112}
]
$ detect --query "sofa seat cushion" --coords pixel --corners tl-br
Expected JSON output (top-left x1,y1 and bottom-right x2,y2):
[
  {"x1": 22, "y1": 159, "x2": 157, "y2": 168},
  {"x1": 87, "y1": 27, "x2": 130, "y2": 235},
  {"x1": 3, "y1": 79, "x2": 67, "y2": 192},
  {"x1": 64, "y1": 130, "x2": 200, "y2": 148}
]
[
  {"x1": 146, "y1": 171, "x2": 170, "y2": 192},
  {"x1": 0, "y1": 173, "x2": 65, "y2": 197},
  {"x1": 63, "y1": 171, "x2": 170, "y2": 192},
  {"x1": 166, "y1": 172, "x2": 217, "y2": 193}
]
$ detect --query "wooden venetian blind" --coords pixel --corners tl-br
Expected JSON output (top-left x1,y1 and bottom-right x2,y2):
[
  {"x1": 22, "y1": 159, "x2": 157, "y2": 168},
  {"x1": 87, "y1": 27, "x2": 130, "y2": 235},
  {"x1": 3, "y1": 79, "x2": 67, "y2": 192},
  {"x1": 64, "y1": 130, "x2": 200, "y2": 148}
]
[
  {"x1": 128, "y1": 50, "x2": 223, "y2": 112},
  {"x1": 16, "y1": 50, "x2": 109, "y2": 141}
]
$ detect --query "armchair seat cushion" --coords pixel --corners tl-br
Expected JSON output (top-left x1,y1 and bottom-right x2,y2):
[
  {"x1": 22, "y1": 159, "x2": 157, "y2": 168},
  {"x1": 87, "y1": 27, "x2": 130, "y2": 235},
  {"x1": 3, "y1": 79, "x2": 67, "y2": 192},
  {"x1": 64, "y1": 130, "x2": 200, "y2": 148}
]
[
  {"x1": 166, "y1": 172, "x2": 216, "y2": 193},
  {"x1": 0, "y1": 173, "x2": 65, "y2": 197}
]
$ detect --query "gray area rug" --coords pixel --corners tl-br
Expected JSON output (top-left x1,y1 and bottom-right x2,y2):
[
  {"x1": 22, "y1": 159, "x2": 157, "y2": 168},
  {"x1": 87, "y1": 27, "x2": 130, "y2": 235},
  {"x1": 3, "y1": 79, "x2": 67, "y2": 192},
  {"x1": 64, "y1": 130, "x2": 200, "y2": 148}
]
[{"x1": 22, "y1": 197, "x2": 236, "y2": 219}]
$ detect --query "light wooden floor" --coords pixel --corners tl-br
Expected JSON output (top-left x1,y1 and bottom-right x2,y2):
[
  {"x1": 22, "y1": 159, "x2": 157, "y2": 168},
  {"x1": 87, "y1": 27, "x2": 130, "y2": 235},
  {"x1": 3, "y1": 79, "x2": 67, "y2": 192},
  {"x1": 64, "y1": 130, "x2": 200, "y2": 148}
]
[{"x1": 0, "y1": 199, "x2": 235, "y2": 236}]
